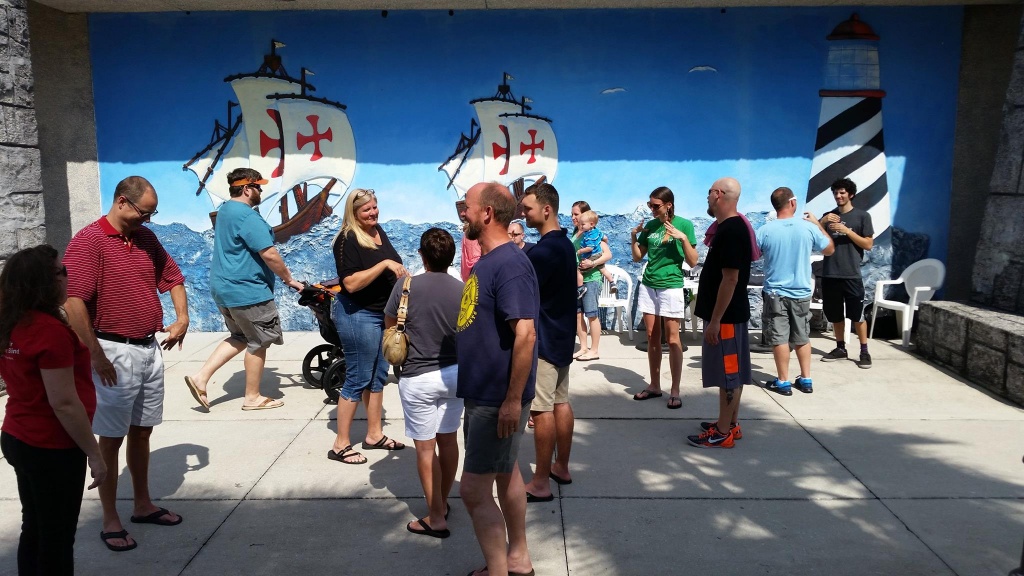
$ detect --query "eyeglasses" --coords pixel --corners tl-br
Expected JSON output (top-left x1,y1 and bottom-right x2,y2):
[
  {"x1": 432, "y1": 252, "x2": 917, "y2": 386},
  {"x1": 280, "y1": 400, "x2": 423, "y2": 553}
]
[
  {"x1": 508, "y1": 232, "x2": 524, "y2": 238},
  {"x1": 56, "y1": 265, "x2": 67, "y2": 277},
  {"x1": 246, "y1": 183, "x2": 262, "y2": 192},
  {"x1": 355, "y1": 189, "x2": 376, "y2": 199},
  {"x1": 708, "y1": 188, "x2": 724, "y2": 196},
  {"x1": 647, "y1": 202, "x2": 664, "y2": 210},
  {"x1": 122, "y1": 196, "x2": 158, "y2": 218}
]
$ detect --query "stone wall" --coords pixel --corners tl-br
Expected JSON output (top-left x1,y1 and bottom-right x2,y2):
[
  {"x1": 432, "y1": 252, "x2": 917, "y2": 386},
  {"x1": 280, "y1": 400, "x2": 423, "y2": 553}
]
[
  {"x1": 972, "y1": 10, "x2": 1024, "y2": 311},
  {"x1": 916, "y1": 301, "x2": 1024, "y2": 406},
  {"x1": 0, "y1": 0, "x2": 42, "y2": 394}
]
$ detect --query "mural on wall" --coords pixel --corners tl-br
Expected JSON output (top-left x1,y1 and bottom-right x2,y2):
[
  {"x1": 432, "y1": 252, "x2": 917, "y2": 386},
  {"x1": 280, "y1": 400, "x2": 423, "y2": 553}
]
[
  {"x1": 440, "y1": 73, "x2": 558, "y2": 201},
  {"x1": 183, "y1": 40, "x2": 356, "y2": 242},
  {"x1": 87, "y1": 8, "x2": 962, "y2": 331}
]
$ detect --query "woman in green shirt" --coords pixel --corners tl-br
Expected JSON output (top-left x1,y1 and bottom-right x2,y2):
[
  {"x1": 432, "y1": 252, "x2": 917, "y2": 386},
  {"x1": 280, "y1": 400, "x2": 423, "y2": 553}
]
[{"x1": 630, "y1": 187, "x2": 699, "y2": 409}]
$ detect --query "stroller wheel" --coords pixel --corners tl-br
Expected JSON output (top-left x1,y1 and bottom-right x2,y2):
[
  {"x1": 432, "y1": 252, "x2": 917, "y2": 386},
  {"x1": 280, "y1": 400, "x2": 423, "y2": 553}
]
[
  {"x1": 302, "y1": 344, "x2": 341, "y2": 388},
  {"x1": 322, "y1": 357, "x2": 347, "y2": 405}
]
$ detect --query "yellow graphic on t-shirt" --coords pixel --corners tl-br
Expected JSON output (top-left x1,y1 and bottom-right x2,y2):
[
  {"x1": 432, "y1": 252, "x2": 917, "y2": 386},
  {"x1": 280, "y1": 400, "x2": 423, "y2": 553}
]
[{"x1": 457, "y1": 274, "x2": 479, "y2": 331}]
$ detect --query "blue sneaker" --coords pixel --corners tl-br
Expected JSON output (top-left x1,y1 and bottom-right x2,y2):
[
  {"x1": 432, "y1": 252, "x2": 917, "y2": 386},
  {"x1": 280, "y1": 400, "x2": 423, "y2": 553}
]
[
  {"x1": 764, "y1": 378, "x2": 792, "y2": 396},
  {"x1": 793, "y1": 376, "x2": 813, "y2": 394}
]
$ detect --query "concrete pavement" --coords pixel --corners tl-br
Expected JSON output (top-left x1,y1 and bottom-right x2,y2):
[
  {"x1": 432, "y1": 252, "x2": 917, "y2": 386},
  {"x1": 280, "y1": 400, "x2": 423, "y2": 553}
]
[{"x1": 1, "y1": 330, "x2": 1022, "y2": 575}]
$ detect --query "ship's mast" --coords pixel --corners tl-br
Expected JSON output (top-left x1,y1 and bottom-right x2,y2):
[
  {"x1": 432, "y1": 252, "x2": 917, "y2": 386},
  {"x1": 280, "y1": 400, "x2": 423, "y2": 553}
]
[{"x1": 258, "y1": 39, "x2": 289, "y2": 77}]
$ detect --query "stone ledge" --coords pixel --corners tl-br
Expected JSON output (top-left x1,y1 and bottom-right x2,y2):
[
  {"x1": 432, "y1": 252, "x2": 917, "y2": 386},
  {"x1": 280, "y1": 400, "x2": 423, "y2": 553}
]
[{"x1": 917, "y1": 301, "x2": 1024, "y2": 405}]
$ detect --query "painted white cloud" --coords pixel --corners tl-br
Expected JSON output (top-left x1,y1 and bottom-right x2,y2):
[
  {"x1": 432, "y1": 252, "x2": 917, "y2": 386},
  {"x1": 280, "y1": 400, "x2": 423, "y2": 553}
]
[
  {"x1": 600, "y1": 87, "x2": 626, "y2": 94},
  {"x1": 689, "y1": 65, "x2": 718, "y2": 73}
]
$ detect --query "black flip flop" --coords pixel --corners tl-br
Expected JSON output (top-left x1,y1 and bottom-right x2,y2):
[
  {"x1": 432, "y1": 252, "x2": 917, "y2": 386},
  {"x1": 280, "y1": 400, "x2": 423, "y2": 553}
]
[
  {"x1": 327, "y1": 445, "x2": 367, "y2": 464},
  {"x1": 549, "y1": 471, "x2": 572, "y2": 485},
  {"x1": 100, "y1": 530, "x2": 137, "y2": 552},
  {"x1": 130, "y1": 507, "x2": 182, "y2": 526},
  {"x1": 362, "y1": 435, "x2": 405, "y2": 451},
  {"x1": 526, "y1": 491, "x2": 554, "y2": 503},
  {"x1": 633, "y1": 390, "x2": 663, "y2": 401},
  {"x1": 667, "y1": 396, "x2": 682, "y2": 409},
  {"x1": 407, "y1": 518, "x2": 450, "y2": 539}
]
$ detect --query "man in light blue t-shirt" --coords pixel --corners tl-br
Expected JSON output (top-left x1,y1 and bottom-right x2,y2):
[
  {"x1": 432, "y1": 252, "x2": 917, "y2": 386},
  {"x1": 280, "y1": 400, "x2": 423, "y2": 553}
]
[
  {"x1": 755, "y1": 187, "x2": 834, "y2": 396},
  {"x1": 184, "y1": 168, "x2": 304, "y2": 412}
]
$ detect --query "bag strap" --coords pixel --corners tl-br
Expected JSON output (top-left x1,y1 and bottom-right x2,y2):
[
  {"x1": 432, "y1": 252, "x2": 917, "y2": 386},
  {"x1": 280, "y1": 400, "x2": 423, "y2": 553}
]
[{"x1": 395, "y1": 276, "x2": 412, "y2": 332}]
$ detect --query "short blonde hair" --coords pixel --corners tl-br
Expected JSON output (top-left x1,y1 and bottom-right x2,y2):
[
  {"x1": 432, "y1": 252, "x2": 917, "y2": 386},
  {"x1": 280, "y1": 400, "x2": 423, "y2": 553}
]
[{"x1": 580, "y1": 210, "x2": 599, "y2": 225}]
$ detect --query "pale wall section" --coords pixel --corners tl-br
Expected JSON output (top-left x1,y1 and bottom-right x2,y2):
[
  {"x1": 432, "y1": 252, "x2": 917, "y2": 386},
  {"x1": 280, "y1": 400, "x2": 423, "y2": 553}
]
[
  {"x1": 0, "y1": 0, "x2": 43, "y2": 262},
  {"x1": 947, "y1": 4, "x2": 1021, "y2": 301},
  {"x1": 28, "y1": 0, "x2": 100, "y2": 253}
]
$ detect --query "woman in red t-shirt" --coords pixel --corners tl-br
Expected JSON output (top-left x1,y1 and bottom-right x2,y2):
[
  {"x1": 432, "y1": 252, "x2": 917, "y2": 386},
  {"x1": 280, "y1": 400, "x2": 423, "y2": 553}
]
[{"x1": 0, "y1": 245, "x2": 107, "y2": 574}]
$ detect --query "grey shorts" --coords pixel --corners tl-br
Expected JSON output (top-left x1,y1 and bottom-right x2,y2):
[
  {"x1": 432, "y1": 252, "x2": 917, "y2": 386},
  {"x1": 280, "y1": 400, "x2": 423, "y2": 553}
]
[
  {"x1": 701, "y1": 322, "x2": 751, "y2": 390},
  {"x1": 92, "y1": 339, "x2": 164, "y2": 437},
  {"x1": 219, "y1": 300, "x2": 284, "y2": 353},
  {"x1": 532, "y1": 359, "x2": 569, "y2": 413},
  {"x1": 462, "y1": 399, "x2": 531, "y2": 475},
  {"x1": 762, "y1": 292, "x2": 811, "y2": 346}
]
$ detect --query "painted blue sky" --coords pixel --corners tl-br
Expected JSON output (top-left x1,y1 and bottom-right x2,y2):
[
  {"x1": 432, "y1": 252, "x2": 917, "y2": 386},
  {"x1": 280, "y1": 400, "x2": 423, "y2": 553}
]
[{"x1": 90, "y1": 6, "x2": 961, "y2": 260}]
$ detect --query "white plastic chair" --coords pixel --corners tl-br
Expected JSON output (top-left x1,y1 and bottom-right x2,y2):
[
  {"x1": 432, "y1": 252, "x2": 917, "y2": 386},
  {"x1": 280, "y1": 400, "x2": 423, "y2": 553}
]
[
  {"x1": 869, "y1": 258, "x2": 946, "y2": 348},
  {"x1": 598, "y1": 264, "x2": 634, "y2": 340}
]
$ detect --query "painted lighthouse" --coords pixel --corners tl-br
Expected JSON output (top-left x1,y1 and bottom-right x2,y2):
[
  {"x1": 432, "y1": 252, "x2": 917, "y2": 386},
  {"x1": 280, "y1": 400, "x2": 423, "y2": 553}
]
[{"x1": 805, "y1": 14, "x2": 891, "y2": 241}]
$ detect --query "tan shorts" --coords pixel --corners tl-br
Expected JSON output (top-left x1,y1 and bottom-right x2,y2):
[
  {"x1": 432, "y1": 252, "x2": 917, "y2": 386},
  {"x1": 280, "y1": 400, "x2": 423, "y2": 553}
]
[{"x1": 531, "y1": 358, "x2": 570, "y2": 412}]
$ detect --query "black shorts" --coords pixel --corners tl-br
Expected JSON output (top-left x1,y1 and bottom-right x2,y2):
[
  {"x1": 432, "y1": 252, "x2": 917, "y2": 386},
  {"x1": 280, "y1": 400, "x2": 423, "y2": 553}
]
[{"x1": 821, "y1": 277, "x2": 865, "y2": 323}]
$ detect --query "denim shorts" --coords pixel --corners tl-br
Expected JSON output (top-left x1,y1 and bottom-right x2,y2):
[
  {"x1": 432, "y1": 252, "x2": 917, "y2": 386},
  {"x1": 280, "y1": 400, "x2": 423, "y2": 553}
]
[
  {"x1": 577, "y1": 280, "x2": 602, "y2": 318},
  {"x1": 332, "y1": 293, "x2": 388, "y2": 402}
]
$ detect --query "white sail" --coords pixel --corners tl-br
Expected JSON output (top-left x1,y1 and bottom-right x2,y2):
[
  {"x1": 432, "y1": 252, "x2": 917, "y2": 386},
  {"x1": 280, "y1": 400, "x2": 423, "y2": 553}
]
[
  {"x1": 502, "y1": 113, "x2": 558, "y2": 185},
  {"x1": 474, "y1": 100, "x2": 527, "y2": 187},
  {"x1": 185, "y1": 121, "x2": 253, "y2": 205},
  {"x1": 440, "y1": 138, "x2": 485, "y2": 198},
  {"x1": 275, "y1": 96, "x2": 356, "y2": 191},
  {"x1": 229, "y1": 76, "x2": 301, "y2": 191}
]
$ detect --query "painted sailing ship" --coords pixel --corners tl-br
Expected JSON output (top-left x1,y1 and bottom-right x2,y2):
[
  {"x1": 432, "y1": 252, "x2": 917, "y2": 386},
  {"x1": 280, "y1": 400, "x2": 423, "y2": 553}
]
[
  {"x1": 184, "y1": 40, "x2": 356, "y2": 243},
  {"x1": 439, "y1": 73, "x2": 558, "y2": 201}
]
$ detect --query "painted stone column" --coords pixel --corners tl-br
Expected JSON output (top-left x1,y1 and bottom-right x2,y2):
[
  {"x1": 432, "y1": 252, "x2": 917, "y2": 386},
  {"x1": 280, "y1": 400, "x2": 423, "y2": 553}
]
[
  {"x1": 0, "y1": 0, "x2": 43, "y2": 394},
  {"x1": 972, "y1": 10, "x2": 1024, "y2": 312}
]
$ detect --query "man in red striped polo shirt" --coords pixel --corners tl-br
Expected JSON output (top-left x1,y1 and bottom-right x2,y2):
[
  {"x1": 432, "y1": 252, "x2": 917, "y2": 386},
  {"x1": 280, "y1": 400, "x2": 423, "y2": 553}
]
[{"x1": 64, "y1": 176, "x2": 189, "y2": 552}]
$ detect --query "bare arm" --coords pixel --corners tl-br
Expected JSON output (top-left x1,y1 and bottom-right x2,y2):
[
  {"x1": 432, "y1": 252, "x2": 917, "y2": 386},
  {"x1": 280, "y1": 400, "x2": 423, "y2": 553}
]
[
  {"x1": 580, "y1": 240, "x2": 612, "y2": 270},
  {"x1": 64, "y1": 297, "x2": 116, "y2": 387},
  {"x1": 803, "y1": 212, "x2": 836, "y2": 256},
  {"x1": 41, "y1": 367, "x2": 106, "y2": 489},
  {"x1": 342, "y1": 260, "x2": 407, "y2": 293},
  {"x1": 630, "y1": 223, "x2": 647, "y2": 262},
  {"x1": 498, "y1": 317, "x2": 536, "y2": 438},
  {"x1": 258, "y1": 246, "x2": 304, "y2": 291},
  {"x1": 160, "y1": 284, "x2": 189, "y2": 351},
  {"x1": 704, "y1": 268, "x2": 739, "y2": 345}
]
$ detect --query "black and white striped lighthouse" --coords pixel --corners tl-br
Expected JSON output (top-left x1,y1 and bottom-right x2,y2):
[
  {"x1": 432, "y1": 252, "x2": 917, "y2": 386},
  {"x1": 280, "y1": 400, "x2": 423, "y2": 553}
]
[{"x1": 805, "y1": 14, "x2": 891, "y2": 239}]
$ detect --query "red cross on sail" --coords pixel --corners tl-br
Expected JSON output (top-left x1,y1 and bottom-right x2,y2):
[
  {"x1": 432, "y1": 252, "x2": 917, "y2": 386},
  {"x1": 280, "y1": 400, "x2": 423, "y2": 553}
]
[
  {"x1": 276, "y1": 96, "x2": 356, "y2": 191},
  {"x1": 229, "y1": 76, "x2": 301, "y2": 193}
]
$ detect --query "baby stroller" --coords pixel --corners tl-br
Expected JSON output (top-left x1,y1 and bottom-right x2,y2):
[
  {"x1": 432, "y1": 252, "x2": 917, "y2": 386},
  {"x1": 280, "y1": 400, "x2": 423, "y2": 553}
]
[{"x1": 298, "y1": 279, "x2": 347, "y2": 404}]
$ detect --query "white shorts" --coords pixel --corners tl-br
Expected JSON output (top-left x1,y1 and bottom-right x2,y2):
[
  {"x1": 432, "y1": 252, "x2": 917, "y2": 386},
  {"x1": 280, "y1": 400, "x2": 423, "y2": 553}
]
[
  {"x1": 637, "y1": 285, "x2": 688, "y2": 318},
  {"x1": 398, "y1": 364, "x2": 464, "y2": 441},
  {"x1": 92, "y1": 339, "x2": 165, "y2": 438}
]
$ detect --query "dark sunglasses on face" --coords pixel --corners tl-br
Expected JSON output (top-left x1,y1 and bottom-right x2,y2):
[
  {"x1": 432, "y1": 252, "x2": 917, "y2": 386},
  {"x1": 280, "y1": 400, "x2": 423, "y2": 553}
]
[
  {"x1": 247, "y1": 183, "x2": 262, "y2": 192},
  {"x1": 647, "y1": 202, "x2": 664, "y2": 210}
]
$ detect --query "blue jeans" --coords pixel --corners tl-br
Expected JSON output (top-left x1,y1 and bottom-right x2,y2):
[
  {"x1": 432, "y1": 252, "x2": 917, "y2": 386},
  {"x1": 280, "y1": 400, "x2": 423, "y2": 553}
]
[
  {"x1": 577, "y1": 280, "x2": 602, "y2": 318},
  {"x1": 332, "y1": 293, "x2": 388, "y2": 402}
]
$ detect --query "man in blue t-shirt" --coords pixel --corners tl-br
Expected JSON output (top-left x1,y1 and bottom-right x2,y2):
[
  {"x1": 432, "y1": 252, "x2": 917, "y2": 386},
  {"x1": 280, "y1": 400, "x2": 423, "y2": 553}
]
[
  {"x1": 456, "y1": 182, "x2": 538, "y2": 576},
  {"x1": 519, "y1": 182, "x2": 577, "y2": 501},
  {"x1": 185, "y1": 168, "x2": 303, "y2": 412},
  {"x1": 756, "y1": 187, "x2": 834, "y2": 396}
]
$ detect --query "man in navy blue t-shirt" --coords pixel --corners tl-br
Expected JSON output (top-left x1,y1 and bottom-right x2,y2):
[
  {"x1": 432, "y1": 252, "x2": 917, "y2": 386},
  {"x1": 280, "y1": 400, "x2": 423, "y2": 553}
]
[
  {"x1": 519, "y1": 182, "x2": 578, "y2": 501},
  {"x1": 456, "y1": 182, "x2": 538, "y2": 576}
]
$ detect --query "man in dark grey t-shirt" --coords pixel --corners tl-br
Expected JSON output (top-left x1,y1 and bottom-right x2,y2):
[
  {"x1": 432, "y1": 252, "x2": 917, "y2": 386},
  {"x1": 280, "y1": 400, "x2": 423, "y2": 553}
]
[{"x1": 819, "y1": 178, "x2": 874, "y2": 368}]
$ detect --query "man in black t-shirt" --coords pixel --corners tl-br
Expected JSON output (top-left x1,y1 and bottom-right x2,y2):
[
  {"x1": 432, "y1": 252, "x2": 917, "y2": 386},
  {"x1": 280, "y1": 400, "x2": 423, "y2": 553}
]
[
  {"x1": 520, "y1": 182, "x2": 578, "y2": 500},
  {"x1": 688, "y1": 177, "x2": 752, "y2": 449},
  {"x1": 819, "y1": 178, "x2": 874, "y2": 369}
]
